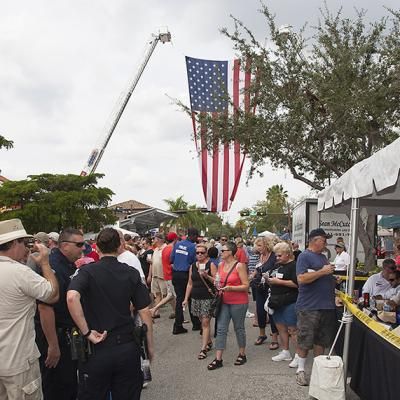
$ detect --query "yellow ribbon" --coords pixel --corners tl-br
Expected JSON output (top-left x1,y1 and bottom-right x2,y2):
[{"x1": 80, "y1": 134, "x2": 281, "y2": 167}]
[{"x1": 337, "y1": 291, "x2": 400, "y2": 350}]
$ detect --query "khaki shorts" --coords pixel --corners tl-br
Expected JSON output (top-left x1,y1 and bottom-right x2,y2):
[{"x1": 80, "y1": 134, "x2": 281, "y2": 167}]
[
  {"x1": 166, "y1": 280, "x2": 176, "y2": 297},
  {"x1": 0, "y1": 359, "x2": 42, "y2": 400},
  {"x1": 151, "y1": 277, "x2": 168, "y2": 296}
]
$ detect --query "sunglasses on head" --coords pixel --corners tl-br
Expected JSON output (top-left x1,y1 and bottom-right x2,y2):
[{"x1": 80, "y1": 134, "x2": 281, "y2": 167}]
[
  {"x1": 196, "y1": 251, "x2": 206, "y2": 255},
  {"x1": 62, "y1": 240, "x2": 85, "y2": 248}
]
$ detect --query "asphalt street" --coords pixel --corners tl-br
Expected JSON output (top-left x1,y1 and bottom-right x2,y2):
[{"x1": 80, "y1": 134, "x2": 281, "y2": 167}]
[{"x1": 141, "y1": 302, "x2": 360, "y2": 400}]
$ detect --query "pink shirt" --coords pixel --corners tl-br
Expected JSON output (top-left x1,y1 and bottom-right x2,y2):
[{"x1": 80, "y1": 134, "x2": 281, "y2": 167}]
[{"x1": 219, "y1": 262, "x2": 248, "y2": 305}]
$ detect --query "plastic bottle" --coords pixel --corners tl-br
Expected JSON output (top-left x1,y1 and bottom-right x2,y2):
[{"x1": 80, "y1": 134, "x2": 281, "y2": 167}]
[
  {"x1": 215, "y1": 272, "x2": 221, "y2": 290},
  {"x1": 142, "y1": 358, "x2": 152, "y2": 382}
]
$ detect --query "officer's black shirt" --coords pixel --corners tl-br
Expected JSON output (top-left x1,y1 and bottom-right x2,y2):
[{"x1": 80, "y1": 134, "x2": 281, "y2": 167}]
[
  {"x1": 37, "y1": 248, "x2": 76, "y2": 328},
  {"x1": 68, "y1": 256, "x2": 151, "y2": 332}
]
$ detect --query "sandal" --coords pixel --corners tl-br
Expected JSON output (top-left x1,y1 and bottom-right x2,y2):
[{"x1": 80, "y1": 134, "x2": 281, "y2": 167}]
[
  {"x1": 269, "y1": 342, "x2": 279, "y2": 350},
  {"x1": 198, "y1": 349, "x2": 207, "y2": 360},
  {"x1": 234, "y1": 354, "x2": 247, "y2": 366},
  {"x1": 254, "y1": 335, "x2": 268, "y2": 345},
  {"x1": 207, "y1": 358, "x2": 223, "y2": 370},
  {"x1": 205, "y1": 342, "x2": 213, "y2": 352}
]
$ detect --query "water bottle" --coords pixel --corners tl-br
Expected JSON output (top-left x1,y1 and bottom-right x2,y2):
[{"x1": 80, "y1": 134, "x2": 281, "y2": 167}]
[
  {"x1": 142, "y1": 358, "x2": 152, "y2": 382},
  {"x1": 215, "y1": 272, "x2": 221, "y2": 290}
]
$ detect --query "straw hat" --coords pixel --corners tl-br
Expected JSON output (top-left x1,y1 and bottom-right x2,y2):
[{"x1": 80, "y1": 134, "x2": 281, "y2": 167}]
[{"x1": 0, "y1": 219, "x2": 33, "y2": 245}]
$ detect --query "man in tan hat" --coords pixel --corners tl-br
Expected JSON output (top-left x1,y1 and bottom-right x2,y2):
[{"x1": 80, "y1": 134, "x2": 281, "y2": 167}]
[{"x1": 0, "y1": 219, "x2": 59, "y2": 400}]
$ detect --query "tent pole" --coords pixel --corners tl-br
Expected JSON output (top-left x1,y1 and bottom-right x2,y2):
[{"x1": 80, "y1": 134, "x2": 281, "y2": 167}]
[{"x1": 342, "y1": 197, "x2": 360, "y2": 388}]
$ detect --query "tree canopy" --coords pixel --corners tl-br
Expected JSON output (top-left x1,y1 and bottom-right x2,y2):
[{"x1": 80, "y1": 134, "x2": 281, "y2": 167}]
[
  {"x1": 0, "y1": 135, "x2": 13, "y2": 150},
  {"x1": 236, "y1": 184, "x2": 290, "y2": 235},
  {"x1": 0, "y1": 173, "x2": 115, "y2": 233},
  {"x1": 208, "y1": 4, "x2": 400, "y2": 190}
]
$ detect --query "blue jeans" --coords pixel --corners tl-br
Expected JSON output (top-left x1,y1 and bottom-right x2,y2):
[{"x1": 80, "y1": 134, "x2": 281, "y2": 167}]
[{"x1": 215, "y1": 303, "x2": 248, "y2": 350}]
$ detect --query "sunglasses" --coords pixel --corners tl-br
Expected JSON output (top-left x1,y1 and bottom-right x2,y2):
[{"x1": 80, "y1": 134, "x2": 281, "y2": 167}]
[
  {"x1": 62, "y1": 240, "x2": 85, "y2": 248},
  {"x1": 385, "y1": 266, "x2": 396, "y2": 271},
  {"x1": 196, "y1": 251, "x2": 206, "y2": 255},
  {"x1": 221, "y1": 249, "x2": 231, "y2": 252}
]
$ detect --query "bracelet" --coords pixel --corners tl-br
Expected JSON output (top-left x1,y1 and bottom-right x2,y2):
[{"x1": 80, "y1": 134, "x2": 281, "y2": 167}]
[{"x1": 82, "y1": 329, "x2": 91, "y2": 337}]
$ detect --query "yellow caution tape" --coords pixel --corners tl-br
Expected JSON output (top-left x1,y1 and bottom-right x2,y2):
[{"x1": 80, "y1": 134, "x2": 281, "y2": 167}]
[
  {"x1": 338, "y1": 275, "x2": 369, "y2": 281},
  {"x1": 337, "y1": 291, "x2": 400, "y2": 350}
]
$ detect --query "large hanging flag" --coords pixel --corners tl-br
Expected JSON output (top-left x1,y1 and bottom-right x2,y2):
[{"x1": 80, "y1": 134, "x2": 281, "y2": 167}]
[{"x1": 186, "y1": 56, "x2": 252, "y2": 212}]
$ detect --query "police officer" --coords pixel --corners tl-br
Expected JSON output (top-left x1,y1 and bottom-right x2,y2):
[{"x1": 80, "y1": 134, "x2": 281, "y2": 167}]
[
  {"x1": 67, "y1": 227, "x2": 153, "y2": 400},
  {"x1": 35, "y1": 227, "x2": 84, "y2": 399}
]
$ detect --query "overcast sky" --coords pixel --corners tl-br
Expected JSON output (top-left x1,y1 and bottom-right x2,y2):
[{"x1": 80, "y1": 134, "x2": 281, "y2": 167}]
[{"x1": 1, "y1": 0, "x2": 397, "y2": 224}]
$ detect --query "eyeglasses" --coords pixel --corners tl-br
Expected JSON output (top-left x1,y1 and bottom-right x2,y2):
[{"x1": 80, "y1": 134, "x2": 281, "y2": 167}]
[
  {"x1": 196, "y1": 251, "x2": 206, "y2": 255},
  {"x1": 61, "y1": 241, "x2": 85, "y2": 248},
  {"x1": 17, "y1": 238, "x2": 30, "y2": 246}
]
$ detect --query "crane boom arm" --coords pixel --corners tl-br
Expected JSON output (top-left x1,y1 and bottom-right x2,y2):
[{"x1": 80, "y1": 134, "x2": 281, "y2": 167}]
[{"x1": 80, "y1": 31, "x2": 171, "y2": 176}]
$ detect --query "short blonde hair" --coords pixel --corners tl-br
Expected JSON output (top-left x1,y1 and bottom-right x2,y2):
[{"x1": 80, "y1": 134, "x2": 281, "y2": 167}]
[
  {"x1": 273, "y1": 241, "x2": 293, "y2": 257},
  {"x1": 254, "y1": 236, "x2": 277, "y2": 253},
  {"x1": 196, "y1": 244, "x2": 208, "y2": 253}
]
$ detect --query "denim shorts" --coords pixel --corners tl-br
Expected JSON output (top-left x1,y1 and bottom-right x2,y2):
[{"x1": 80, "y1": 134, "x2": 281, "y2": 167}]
[{"x1": 273, "y1": 302, "x2": 297, "y2": 327}]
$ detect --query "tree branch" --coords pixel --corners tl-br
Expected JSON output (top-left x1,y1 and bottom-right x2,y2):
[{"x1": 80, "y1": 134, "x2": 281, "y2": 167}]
[{"x1": 288, "y1": 166, "x2": 323, "y2": 190}]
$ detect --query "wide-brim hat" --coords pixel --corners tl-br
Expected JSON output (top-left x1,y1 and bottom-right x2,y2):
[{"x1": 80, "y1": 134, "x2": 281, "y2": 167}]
[{"x1": 0, "y1": 219, "x2": 33, "y2": 245}]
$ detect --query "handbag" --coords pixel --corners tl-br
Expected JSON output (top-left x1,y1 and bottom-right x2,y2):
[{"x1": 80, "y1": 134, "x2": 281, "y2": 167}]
[{"x1": 268, "y1": 291, "x2": 297, "y2": 310}]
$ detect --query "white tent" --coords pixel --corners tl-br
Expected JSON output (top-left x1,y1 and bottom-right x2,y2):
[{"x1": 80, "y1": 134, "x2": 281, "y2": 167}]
[
  {"x1": 258, "y1": 230, "x2": 275, "y2": 236},
  {"x1": 318, "y1": 137, "x2": 400, "y2": 215},
  {"x1": 317, "y1": 137, "x2": 400, "y2": 380}
]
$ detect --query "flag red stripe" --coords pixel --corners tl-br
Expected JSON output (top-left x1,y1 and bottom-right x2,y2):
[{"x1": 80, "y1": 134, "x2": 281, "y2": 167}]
[
  {"x1": 233, "y1": 59, "x2": 240, "y2": 113},
  {"x1": 200, "y1": 114, "x2": 208, "y2": 201},
  {"x1": 244, "y1": 59, "x2": 251, "y2": 112},
  {"x1": 211, "y1": 141, "x2": 219, "y2": 212},
  {"x1": 222, "y1": 143, "x2": 230, "y2": 211}
]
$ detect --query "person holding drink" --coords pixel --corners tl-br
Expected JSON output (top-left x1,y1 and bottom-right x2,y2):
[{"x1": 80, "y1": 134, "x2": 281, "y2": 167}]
[
  {"x1": 294, "y1": 228, "x2": 338, "y2": 386},
  {"x1": 207, "y1": 241, "x2": 249, "y2": 370},
  {"x1": 182, "y1": 244, "x2": 217, "y2": 359}
]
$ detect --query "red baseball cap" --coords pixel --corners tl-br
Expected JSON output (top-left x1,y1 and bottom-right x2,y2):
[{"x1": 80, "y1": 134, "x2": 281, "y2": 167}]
[{"x1": 166, "y1": 232, "x2": 178, "y2": 241}]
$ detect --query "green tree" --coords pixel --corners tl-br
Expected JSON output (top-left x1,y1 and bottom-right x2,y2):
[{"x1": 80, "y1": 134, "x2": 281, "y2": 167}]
[
  {"x1": 0, "y1": 135, "x2": 13, "y2": 150},
  {"x1": 163, "y1": 195, "x2": 207, "y2": 232},
  {"x1": 196, "y1": 5, "x2": 400, "y2": 269},
  {"x1": 0, "y1": 173, "x2": 115, "y2": 233}
]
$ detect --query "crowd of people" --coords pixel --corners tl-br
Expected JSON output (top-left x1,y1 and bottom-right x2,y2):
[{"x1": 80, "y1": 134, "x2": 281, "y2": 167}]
[{"x1": 1, "y1": 218, "x2": 400, "y2": 399}]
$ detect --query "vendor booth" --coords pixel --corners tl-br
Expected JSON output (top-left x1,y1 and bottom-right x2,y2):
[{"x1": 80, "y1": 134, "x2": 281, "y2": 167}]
[{"x1": 318, "y1": 137, "x2": 400, "y2": 400}]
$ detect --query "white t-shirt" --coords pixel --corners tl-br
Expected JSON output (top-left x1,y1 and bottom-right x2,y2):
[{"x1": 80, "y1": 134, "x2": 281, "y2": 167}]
[
  {"x1": 362, "y1": 272, "x2": 392, "y2": 297},
  {"x1": 117, "y1": 251, "x2": 145, "y2": 280},
  {"x1": 382, "y1": 285, "x2": 400, "y2": 300},
  {"x1": 0, "y1": 256, "x2": 53, "y2": 376},
  {"x1": 334, "y1": 251, "x2": 351, "y2": 271}
]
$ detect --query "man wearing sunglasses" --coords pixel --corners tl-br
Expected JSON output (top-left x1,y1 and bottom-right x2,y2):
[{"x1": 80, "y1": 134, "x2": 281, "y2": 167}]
[
  {"x1": 362, "y1": 258, "x2": 396, "y2": 298},
  {"x1": 36, "y1": 228, "x2": 85, "y2": 400}
]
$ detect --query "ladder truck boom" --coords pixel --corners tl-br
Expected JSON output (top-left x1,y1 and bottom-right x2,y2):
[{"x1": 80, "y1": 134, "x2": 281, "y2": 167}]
[{"x1": 80, "y1": 31, "x2": 171, "y2": 176}]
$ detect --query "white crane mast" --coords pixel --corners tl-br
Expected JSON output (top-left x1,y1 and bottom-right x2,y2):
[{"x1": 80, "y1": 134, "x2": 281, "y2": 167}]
[{"x1": 80, "y1": 31, "x2": 171, "y2": 176}]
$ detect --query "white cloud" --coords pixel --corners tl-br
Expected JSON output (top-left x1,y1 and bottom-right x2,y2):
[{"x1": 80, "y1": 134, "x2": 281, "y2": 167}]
[{"x1": 1, "y1": 0, "x2": 397, "y2": 223}]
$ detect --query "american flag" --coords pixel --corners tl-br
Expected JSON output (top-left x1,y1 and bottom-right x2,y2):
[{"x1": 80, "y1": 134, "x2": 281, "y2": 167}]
[{"x1": 186, "y1": 56, "x2": 251, "y2": 212}]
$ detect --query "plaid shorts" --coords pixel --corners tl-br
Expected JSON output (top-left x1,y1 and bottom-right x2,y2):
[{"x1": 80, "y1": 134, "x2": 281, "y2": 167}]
[{"x1": 296, "y1": 309, "x2": 337, "y2": 350}]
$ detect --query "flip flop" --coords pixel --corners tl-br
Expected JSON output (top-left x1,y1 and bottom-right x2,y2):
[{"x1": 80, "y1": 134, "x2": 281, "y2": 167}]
[
  {"x1": 254, "y1": 335, "x2": 268, "y2": 345},
  {"x1": 269, "y1": 341, "x2": 279, "y2": 350}
]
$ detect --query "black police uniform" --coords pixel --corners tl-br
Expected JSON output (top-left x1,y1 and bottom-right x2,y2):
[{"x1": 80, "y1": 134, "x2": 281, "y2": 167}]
[
  {"x1": 68, "y1": 256, "x2": 151, "y2": 400},
  {"x1": 35, "y1": 248, "x2": 78, "y2": 400}
]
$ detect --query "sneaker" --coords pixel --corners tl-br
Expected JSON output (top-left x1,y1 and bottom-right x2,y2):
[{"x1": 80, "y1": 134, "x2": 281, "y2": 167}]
[
  {"x1": 289, "y1": 354, "x2": 299, "y2": 368},
  {"x1": 272, "y1": 350, "x2": 292, "y2": 362},
  {"x1": 246, "y1": 311, "x2": 255, "y2": 318},
  {"x1": 296, "y1": 370, "x2": 308, "y2": 386}
]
